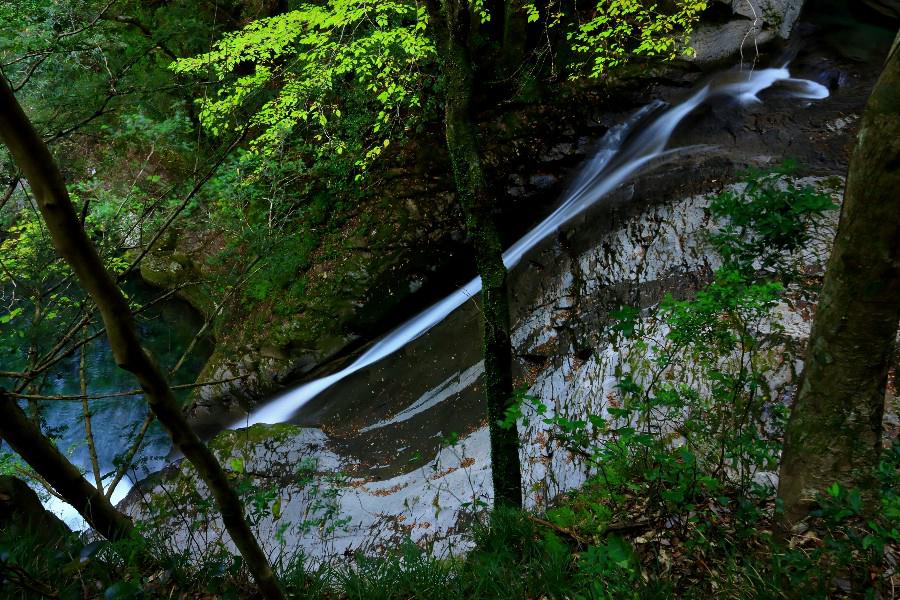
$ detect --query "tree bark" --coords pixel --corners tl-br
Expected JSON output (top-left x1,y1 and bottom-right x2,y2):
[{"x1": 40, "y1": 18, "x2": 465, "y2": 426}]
[
  {"x1": 425, "y1": 0, "x2": 523, "y2": 509},
  {"x1": 0, "y1": 75, "x2": 286, "y2": 600},
  {"x1": 0, "y1": 390, "x2": 134, "y2": 541},
  {"x1": 777, "y1": 33, "x2": 900, "y2": 526}
]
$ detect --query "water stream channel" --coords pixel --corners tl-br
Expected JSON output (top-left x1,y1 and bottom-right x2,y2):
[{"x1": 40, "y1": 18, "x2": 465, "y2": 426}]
[
  {"x1": 1, "y1": 280, "x2": 212, "y2": 528},
  {"x1": 5, "y1": 62, "x2": 833, "y2": 532}
]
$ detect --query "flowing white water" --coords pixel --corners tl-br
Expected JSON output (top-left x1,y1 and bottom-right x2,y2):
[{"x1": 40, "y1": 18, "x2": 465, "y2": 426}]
[{"x1": 235, "y1": 67, "x2": 829, "y2": 428}]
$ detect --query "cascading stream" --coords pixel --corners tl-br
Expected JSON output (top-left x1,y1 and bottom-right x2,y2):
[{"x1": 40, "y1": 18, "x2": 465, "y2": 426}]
[{"x1": 233, "y1": 66, "x2": 829, "y2": 427}]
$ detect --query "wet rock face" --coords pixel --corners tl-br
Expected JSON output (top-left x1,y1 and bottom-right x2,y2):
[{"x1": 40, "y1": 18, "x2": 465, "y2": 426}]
[
  {"x1": 121, "y1": 176, "x2": 844, "y2": 563},
  {"x1": 176, "y1": 86, "x2": 629, "y2": 430},
  {"x1": 121, "y1": 10, "x2": 897, "y2": 562},
  {"x1": 512, "y1": 177, "x2": 841, "y2": 503},
  {"x1": 170, "y1": 1, "x2": 884, "y2": 433},
  {"x1": 0, "y1": 476, "x2": 69, "y2": 544}
]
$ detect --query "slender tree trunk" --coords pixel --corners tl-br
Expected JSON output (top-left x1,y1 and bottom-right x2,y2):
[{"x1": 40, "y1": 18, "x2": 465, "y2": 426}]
[
  {"x1": 502, "y1": 0, "x2": 529, "y2": 75},
  {"x1": 425, "y1": 0, "x2": 523, "y2": 509},
  {"x1": 777, "y1": 33, "x2": 900, "y2": 526},
  {"x1": 80, "y1": 339, "x2": 104, "y2": 491},
  {"x1": 0, "y1": 75, "x2": 286, "y2": 600},
  {"x1": 0, "y1": 391, "x2": 135, "y2": 541}
]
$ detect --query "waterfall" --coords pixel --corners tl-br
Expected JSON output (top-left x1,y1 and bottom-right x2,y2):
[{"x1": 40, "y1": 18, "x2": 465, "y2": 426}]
[{"x1": 234, "y1": 67, "x2": 829, "y2": 428}]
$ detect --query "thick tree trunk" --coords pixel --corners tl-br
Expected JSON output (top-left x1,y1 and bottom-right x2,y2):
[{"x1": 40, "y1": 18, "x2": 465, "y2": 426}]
[
  {"x1": 0, "y1": 390, "x2": 134, "y2": 541},
  {"x1": 0, "y1": 75, "x2": 286, "y2": 600},
  {"x1": 777, "y1": 34, "x2": 900, "y2": 526},
  {"x1": 425, "y1": 0, "x2": 523, "y2": 508}
]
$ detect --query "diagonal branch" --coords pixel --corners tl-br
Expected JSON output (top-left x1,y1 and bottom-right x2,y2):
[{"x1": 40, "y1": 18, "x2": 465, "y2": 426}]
[
  {"x1": 0, "y1": 390, "x2": 135, "y2": 541},
  {"x1": 0, "y1": 73, "x2": 285, "y2": 600}
]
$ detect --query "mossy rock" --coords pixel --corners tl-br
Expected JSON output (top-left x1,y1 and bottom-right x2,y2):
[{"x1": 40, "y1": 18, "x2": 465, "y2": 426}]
[
  {"x1": 139, "y1": 250, "x2": 215, "y2": 318},
  {"x1": 209, "y1": 422, "x2": 302, "y2": 456}
]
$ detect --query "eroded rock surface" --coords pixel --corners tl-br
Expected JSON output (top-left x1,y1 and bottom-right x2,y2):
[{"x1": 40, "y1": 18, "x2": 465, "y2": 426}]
[{"x1": 121, "y1": 175, "x2": 857, "y2": 563}]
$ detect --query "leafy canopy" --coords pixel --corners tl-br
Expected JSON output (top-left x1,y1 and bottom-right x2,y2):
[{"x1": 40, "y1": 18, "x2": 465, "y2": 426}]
[
  {"x1": 171, "y1": 1, "x2": 435, "y2": 173},
  {"x1": 569, "y1": 0, "x2": 708, "y2": 76},
  {"x1": 174, "y1": 0, "x2": 708, "y2": 171}
]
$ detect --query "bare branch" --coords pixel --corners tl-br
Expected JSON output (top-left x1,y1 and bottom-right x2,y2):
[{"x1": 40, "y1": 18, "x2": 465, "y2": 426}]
[
  {"x1": 12, "y1": 375, "x2": 250, "y2": 402},
  {"x1": 119, "y1": 130, "x2": 246, "y2": 279},
  {"x1": 80, "y1": 339, "x2": 105, "y2": 492},
  {"x1": 104, "y1": 411, "x2": 154, "y2": 500},
  {"x1": 0, "y1": 390, "x2": 135, "y2": 541}
]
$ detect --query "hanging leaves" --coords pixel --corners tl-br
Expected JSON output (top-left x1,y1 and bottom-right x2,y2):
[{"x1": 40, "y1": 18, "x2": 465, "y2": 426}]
[
  {"x1": 569, "y1": 0, "x2": 709, "y2": 77},
  {"x1": 172, "y1": 1, "x2": 435, "y2": 172}
]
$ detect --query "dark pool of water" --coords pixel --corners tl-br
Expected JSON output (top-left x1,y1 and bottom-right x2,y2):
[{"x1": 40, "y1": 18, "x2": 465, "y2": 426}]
[{"x1": 1, "y1": 278, "x2": 212, "y2": 514}]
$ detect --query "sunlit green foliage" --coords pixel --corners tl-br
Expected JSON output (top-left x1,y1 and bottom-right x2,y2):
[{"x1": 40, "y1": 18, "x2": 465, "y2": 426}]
[
  {"x1": 160, "y1": 0, "x2": 715, "y2": 322},
  {"x1": 569, "y1": 0, "x2": 709, "y2": 76},
  {"x1": 173, "y1": 0, "x2": 709, "y2": 169},
  {"x1": 172, "y1": 1, "x2": 436, "y2": 173}
]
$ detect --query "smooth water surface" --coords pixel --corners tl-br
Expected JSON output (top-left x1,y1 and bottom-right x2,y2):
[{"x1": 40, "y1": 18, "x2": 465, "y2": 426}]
[{"x1": 0, "y1": 279, "x2": 211, "y2": 528}]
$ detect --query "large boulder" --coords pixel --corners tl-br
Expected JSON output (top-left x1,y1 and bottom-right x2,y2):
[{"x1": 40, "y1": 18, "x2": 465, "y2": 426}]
[
  {"x1": 731, "y1": 0, "x2": 805, "y2": 38},
  {"x1": 689, "y1": 0, "x2": 805, "y2": 63},
  {"x1": 0, "y1": 477, "x2": 69, "y2": 544},
  {"x1": 688, "y1": 19, "x2": 776, "y2": 64}
]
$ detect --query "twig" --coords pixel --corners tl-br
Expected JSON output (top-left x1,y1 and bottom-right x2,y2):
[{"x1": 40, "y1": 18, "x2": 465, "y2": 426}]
[
  {"x1": 605, "y1": 518, "x2": 651, "y2": 533},
  {"x1": 20, "y1": 281, "x2": 201, "y2": 392},
  {"x1": 119, "y1": 130, "x2": 246, "y2": 280},
  {"x1": 12, "y1": 375, "x2": 250, "y2": 402},
  {"x1": 15, "y1": 466, "x2": 65, "y2": 502},
  {"x1": 169, "y1": 257, "x2": 262, "y2": 377},
  {"x1": 528, "y1": 515, "x2": 589, "y2": 547},
  {"x1": 80, "y1": 339, "x2": 104, "y2": 492},
  {"x1": 0, "y1": 562, "x2": 59, "y2": 598},
  {"x1": 105, "y1": 411, "x2": 154, "y2": 500},
  {"x1": 0, "y1": 173, "x2": 19, "y2": 212}
]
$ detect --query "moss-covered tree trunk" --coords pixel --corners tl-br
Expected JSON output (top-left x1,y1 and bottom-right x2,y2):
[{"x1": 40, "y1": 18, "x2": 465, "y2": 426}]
[
  {"x1": 0, "y1": 75, "x2": 286, "y2": 600},
  {"x1": 425, "y1": 0, "x2": 523, "y2": 508},
  {"x1": 777, "y1": 33, "x2": 900, "y2": 526}
]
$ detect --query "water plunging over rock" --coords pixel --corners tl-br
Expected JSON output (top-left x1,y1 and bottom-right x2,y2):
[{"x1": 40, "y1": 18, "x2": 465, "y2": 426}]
[
  {"x1": 121, "y1": 175, "x2": 847, "y2": 562},
  {"x1": 11, "y1": 280, "x2": 214, "y2": 530},
  {"x1": 237, "y1": 67, "x2": 827, "y2": 429}
]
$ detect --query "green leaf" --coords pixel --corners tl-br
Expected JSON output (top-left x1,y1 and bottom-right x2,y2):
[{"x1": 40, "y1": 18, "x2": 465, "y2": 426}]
[
  {"x1": 605, "y1": 535, "x2": 635, "y2": 568},
  {"x1": 272, "y1": 496, "x2": 282, "y2": 520}
]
